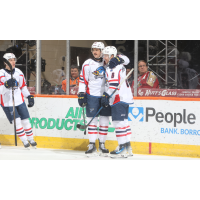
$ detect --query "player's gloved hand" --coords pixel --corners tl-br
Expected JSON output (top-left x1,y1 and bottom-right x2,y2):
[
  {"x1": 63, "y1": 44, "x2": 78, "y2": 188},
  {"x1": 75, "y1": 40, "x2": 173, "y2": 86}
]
[
  {"x1": 109, "y1": 56, "x2": 124, "y2": 69},
  {"x1": 4, "y1": 78, "x2": 18, "y2": 89},
  {"x1": 78, "y1": 92, "x2": 87, "y2": 107},
  {"x1": 101, "y1": 92, "x2": 110, "y2": 107},
  {"x1": 27, "y1": 95, "x2": 34, "y2": 107}
]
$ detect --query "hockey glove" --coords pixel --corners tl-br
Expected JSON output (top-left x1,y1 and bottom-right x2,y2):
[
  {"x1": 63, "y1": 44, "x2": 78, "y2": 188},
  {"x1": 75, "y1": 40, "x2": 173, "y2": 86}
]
[
  {"x1": 109, "y1": 56, "x2": 124, "y2": 69},
  {"x1": 27, "y1": 95, "x2": 34, "y2": 107},
  {"x1": 4, "y1": 78, "x2": 19, "y2": 89},
  {"x1": 101, "y1": 92, "x2": 110, "y2": 107},
  {"x1": 78, "y1": 92, "x2": 87, "y2": 107}
]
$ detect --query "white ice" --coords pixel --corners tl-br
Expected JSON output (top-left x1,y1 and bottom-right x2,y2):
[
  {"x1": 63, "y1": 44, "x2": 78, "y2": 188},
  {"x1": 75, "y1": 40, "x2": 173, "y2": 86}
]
[{"x1": 0, "y1": 145, "x2": 199, "y2": 160}]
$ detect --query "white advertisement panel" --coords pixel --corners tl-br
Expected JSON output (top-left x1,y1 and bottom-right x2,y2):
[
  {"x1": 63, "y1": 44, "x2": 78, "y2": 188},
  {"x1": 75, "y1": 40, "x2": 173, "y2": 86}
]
[
  {"x1": 129, "y1": 100, "x2": 200, "y2": 145},
  {"x1": 0, "y1": 98, "x2": 116, "y2": 139},
  {"x1": 0, "y1": 98, "x2": 200, "y2": 146}
]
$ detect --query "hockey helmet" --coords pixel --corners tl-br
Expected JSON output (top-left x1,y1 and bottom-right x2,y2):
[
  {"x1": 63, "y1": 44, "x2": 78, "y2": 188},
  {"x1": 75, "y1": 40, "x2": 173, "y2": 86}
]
[
  {"x1": 102, "y1": 46, "x2": 117, "y2": 58},
  {"x1": 3, "y1": 53, "x2": 17, "y2": 61},
  {"x1": 91, "y1": 42, "x2": 105, "y2": 58}
]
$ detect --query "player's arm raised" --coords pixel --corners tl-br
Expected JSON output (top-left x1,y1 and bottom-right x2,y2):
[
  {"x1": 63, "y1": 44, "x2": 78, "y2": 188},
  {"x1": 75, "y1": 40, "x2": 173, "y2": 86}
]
[{"x1": 118, "y1": 54, "x2": 130, "y2": 65}]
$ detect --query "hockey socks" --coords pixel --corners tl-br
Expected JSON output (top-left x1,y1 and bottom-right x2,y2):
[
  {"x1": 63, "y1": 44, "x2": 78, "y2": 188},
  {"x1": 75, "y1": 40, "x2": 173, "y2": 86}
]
[
  {"x1": 15, "y1": 118, "x2": 28, "y2": 144},
  {"x1": 124, "y1": 119, "x2": 133, "y2": 156},
  {"x1": 87, "y1": 117, "x2": 98, "y2": 143},
  {"x1": 21, "y1": 119, "x2": 34, "y2": 142},
  {"x1": 99, "y1": 116, "x2": 109, "y2": 143},
  {"x1": 113, "y1": 121, "x2": 127, "y2": 145},
  {"x1": 98, "y1": 125, "x2": 108, "y2": 143},
  {"x1": 124, "y1": 119, "x2": 132, "y2": 142}
]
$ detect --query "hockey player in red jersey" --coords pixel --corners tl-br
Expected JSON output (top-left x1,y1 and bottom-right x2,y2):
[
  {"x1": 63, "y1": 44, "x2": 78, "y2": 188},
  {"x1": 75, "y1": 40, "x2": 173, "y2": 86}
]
[
  {"x1": 101, "y1": 46, "x2": 134, "y2": 158},
  {"x1": 0, "y1": 53, "x2": 37, "y2": 149},
  {"x1": 78, "y1": 42, "x2": 130, "y2": 156}
]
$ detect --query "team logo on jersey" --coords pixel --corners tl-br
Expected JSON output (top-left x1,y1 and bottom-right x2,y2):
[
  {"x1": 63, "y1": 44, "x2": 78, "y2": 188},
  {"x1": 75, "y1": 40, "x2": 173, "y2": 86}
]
[
  {"x1": 92, "y1": 66, "x2": 105, "y2": 79},
  {"x1": 128, "y1": 107, "x2": 144, "y2": 122},
  {"x1": 90, "y1": 108, "x2": 94, "y2": 113}
]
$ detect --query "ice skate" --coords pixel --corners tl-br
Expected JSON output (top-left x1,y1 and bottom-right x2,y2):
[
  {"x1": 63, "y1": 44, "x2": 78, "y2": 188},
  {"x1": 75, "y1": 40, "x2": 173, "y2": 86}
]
[
  {"x1": 85, "y1": 143, "x2": 98, "y2": 157},
  {"x1": 29, "y1": 140, "x2": 37, "y2": 149},
  {"x1": 98, "y1": 139, "x2": 109, "y2": 156},
  {"x1": 126, "y1": 142, "x2": 133, "y2": 157},
  {"x1": 110, "y1": 144, "x2": 127, "y2": 158},
  {"x1": 23, "y1": 141, "x2": 30, "y2": 150}
]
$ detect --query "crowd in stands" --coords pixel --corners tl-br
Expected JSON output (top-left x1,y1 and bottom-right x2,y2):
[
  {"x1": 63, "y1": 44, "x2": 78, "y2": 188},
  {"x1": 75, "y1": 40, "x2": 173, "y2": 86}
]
[{"x1": 52, "y1": 51, "x2": 199, "y2": 95}]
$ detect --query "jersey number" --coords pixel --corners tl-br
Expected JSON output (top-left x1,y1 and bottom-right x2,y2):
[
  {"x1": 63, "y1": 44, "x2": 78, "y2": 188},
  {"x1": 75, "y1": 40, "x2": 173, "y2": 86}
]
[{"x1": 111, "y1": 72, "x2": 115, "y2": 78}]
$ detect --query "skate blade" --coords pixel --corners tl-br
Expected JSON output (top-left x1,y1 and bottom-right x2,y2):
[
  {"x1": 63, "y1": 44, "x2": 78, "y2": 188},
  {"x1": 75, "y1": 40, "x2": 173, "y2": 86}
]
[
  {"x1": 31, "y1": 146, "x2": 37, "y2": 149},
  {"x1": 110, "y1": 154, "x2": 128, "y2": 158},
  {"x1": 99, "y1": 153, "x2": 109, "y2": 157},
  {"x1": 127, "y1": 154, "x2": 133, "y2": 157},
  {"x1": 86, "y1": 153, "x2": 99, "y2": 157},
  {"x1": 25, "y1": 147, "x2": 30, "y2": 150}
]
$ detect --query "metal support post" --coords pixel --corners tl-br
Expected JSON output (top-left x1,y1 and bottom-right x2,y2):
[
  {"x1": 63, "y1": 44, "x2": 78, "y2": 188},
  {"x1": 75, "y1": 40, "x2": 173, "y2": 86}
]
[
  {"x1": 36, "y1": 40, "x2": 41, "y2": 94},
  {"x1": 66, "y1": 40, "x2": 70, "y2": 95},
  {"x1": 147, "y1": 40, "x2": 149, "y2": 62},
  {"x1": 165, "y1": 40, "x2": 168, "y2": 89},
  {"x1": 134, "y1": 40, "x2": 138, "y2": 97},
  {"x1": 26, "y1": 43, "x2": 28, "y2": 85},
  {"x1": 175, "y1": 40, "x2": 178, "y2": 87}
]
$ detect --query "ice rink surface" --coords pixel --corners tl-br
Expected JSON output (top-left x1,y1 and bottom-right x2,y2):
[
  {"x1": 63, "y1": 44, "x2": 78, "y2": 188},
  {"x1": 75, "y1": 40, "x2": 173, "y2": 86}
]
[{"x1": 0, "y1": 145, "x2": 199, "y2": 160}]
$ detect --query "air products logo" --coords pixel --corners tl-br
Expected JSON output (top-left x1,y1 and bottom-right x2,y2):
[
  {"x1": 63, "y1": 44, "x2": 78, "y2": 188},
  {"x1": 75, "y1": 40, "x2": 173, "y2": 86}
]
[
  {"x1": 29, "y1": 107, "x2": 87, "y2": 131},
  {"x1": 128, "y1": 107, "x2": 144, "y2": 122},
  {"x1": 29, "y1": 107, "x2": 115, "y2": 132}
]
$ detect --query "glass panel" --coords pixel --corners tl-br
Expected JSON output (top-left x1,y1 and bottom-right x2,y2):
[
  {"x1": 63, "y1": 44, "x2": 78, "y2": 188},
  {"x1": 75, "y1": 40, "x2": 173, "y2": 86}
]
[
  {"x1": 40, "y1": 40, "x2": 66, "y2": 95},
  {"x1": 1, "y1": 40, "x2": 200, "y2": 96}
]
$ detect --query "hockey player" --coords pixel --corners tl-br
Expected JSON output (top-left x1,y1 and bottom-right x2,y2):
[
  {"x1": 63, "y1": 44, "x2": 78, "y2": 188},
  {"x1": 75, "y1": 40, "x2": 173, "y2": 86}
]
[
  {"x1": 0, "y1": 53, "x2": 37, "y2": 148},
  {"x1": 101, "y1": 46, "x2": 134, "y2": 158},
  {"x1": 78, "y1": 42, "x2": 130, "y2": 156}
]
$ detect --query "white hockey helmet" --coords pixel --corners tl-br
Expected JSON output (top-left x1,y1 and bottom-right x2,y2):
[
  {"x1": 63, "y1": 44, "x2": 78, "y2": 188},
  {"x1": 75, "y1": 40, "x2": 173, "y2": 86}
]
[
  {"x1": 102, "y1": 46, "x2": 117, "y2": 59},
  {"x1": 91, "y1": 42, "x2": 105, "y2": 58},
  {"x1": 3, "y1": 53, "x2": 17, "y2": 61}
]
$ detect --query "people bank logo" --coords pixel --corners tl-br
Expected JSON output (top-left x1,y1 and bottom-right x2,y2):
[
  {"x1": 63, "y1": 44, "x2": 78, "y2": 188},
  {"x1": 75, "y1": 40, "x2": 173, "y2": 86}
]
[{"x1": 128, "y1": 107, "x2": 144, "y2": 122}]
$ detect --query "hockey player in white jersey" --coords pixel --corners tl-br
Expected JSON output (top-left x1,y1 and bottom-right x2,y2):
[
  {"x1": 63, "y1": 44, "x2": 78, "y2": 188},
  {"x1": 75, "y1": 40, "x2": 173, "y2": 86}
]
[
  {"x1": 0, "y1": 53, "x2": 37, "y2": 148},
  {"x1": 101, "y1": 46, "x2": 134, "y2": 158},
  {"x1": 78, "y1": 42, "x2": 130, "y2": 156}
]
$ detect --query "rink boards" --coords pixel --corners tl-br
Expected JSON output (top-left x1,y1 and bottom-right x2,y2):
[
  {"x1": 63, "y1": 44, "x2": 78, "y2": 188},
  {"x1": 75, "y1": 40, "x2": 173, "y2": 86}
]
[{"x1": 0, "y1": 96, "x2": 200, "y2": 158}]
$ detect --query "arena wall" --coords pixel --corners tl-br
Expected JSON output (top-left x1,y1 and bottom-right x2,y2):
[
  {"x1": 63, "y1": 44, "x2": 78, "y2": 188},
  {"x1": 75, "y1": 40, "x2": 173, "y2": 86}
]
[{"x1": 0, "y1": 96, "x2": 200, "y2": 158}]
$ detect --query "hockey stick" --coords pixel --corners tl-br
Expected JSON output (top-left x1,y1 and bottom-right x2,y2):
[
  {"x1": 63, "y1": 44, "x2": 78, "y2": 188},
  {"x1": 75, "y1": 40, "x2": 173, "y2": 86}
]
[
  {"x1": 3, "y1": 58, "x2": 17, "y2": 146},
  {"x1": 77, "y1": 68, "x2": 134, "y2": 130},
  {"x1": 82, "y1": 104, "x2": 86, "y2": 135},
  {"x1": 77, "y1": 56, "x2": 86, "y2": 135}
]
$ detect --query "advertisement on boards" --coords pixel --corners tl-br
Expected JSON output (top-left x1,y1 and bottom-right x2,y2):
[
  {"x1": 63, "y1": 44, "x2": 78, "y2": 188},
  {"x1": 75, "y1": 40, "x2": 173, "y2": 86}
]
[{"x1": 0, "y1": 97, "x2": 200, "y2": 146}]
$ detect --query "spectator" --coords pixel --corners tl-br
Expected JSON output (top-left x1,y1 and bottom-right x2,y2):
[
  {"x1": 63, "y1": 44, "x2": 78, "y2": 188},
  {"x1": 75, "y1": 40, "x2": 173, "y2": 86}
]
[
  {"x1": 177, "y1": 52, "x2": 198, "y2": 89},
  {"x1": 131, "y1": 60, "x2": 159, "y2": 88},
  {"x1": 62, "y1": 64, "x2": 80, "y2": 92}
]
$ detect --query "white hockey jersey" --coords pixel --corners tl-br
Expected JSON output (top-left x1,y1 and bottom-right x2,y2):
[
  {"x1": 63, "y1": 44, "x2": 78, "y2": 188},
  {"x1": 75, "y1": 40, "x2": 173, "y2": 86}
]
[
  {"x1": 0, "y1": 68, "x2": 30, "y2": 107},
  {"x1": 79, "y1": 58, "x2": 105, "y2": 97},
  {"x1": 105, "y1": 65, "x2": 134, "y2": 106},
  {"x1": 79, "y1": 55, "x2": 130, "y2": 97}
]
